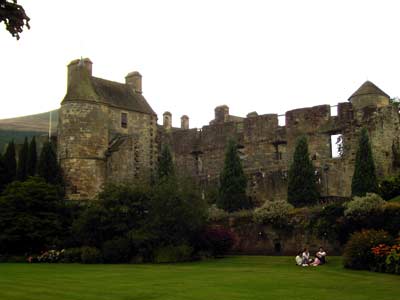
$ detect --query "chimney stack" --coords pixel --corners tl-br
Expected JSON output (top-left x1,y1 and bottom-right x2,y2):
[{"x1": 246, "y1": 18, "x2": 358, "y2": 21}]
[
  {"x1": 163, "y1": 111, "x2": 172, "y2": 130},
  {"x1": 125, "y1": 71, "x2": 142, "y2": 94},
  {"x1": 181, "y1": 115, "x2": 189, "y2": 130},
  {"x1": 67, "y1": 58, "x2": 93, "y2": 89}
]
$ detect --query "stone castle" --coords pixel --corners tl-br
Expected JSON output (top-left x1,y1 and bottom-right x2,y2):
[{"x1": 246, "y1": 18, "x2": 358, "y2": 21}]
[{"x1": 58, "y1": 58, "x2": 400, "y2": 201}]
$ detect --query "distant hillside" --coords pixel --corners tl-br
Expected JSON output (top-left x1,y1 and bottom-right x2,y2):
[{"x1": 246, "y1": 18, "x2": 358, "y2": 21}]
[
  {"x1": 0, "y1": 110, "x2": 59, "y2": 132},
  {"x1": 0, "y1": 110, "x2": 58, "y2": 152}
]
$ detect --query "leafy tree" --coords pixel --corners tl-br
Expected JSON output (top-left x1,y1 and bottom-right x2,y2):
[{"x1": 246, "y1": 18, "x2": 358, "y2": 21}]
[
  {"x1": 3, "y1": 140, "x2": 16, "y2": 186},
  {"x1": 0, "y1": 177, "x2": 64, "y2": 254},
  {"x1": 148, "y1": 177, "x2": 207, "y2": 246},
  {"x1": 27, "y1": 136, "x2": 37, "y2": 176},
  {"x1": 16, "y1": 137, "x2": 28, "y2": 181},
  {"x1": 287, "y1": 136, "x2": 319, "y2": 207},
  {"x1": 217, "y1": 139, "x2": 250, "y2": 212},
  {"x1": 38, "y1": 141, "x2": 62, "y2": 185},
  {"x1": 157, "y1": 144, "x2": 175, "y2": 181},
  {"x1": 0, "y1": 0, "x2": 30, "y2": 40},
  {"x1": 351, "y1": 128, "x2": 378, "y2": 197}
]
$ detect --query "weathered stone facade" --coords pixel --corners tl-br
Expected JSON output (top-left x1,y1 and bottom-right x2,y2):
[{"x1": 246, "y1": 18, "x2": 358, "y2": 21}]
[
  {"x1": 58, "y1": 58, "x2": 157, "y2": 200},
  {"x1": 58, "y1": 58, "x2": 400, "y2": 202},
  {"x1": 160, "y1": 81, "x2": 400, "y2": 203}
]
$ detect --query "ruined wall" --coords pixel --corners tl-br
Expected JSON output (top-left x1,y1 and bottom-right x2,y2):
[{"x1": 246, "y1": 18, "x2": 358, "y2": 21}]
[{"x1": 161, "y1": 100, "x2": 400, "y2": 202}]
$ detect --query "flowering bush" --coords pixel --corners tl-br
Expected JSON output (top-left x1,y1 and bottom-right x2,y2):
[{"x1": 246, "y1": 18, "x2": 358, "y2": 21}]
[
  {"x1": 344, "y1": 193, "x2": 385, "y2": 218},
  {"x1": 29, "y1": 249, "x2": 64, "y2": 263},
  {"x1": 371, "y1": 238, "x2": 400, "y2": 274},
  {"x1": 198, "y1": 226, "x2": 236, "y2": 257},
  {"x1": 253, "y1": 200, "x2": 294, "y2": 227},
  {"x1": 343, "y1": 229, "x2": 392, "y2": 270}
]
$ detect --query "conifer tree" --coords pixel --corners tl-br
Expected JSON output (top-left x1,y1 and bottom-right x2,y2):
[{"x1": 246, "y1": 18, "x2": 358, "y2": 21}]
[
  {"x1": 0, "y1": 153, "x2": 6, "y2": 192},
  {"x1": 217, "y1": 139, "x2": 249, "y2": 212},
  {"x1": 27, "y1": 136, "x2": 37, "y2": 176},
  {"x1": 16, "y1": 137, "x2": 29, "y2": 181},
  {"x1": 38, "y1": 141, "x2": 62, "y2": 185},
  {"x1": 3, "y1": 140, "x2": 16, "y2": 185},
  {"x1": 287, "y1": 136, "x2": 319, "y2": 207},
  {"x1": 351, "y1": 128, "x2": 378, "y2": 197},
  {"x1": 157, "y1": 145, "x2": 175, "y2": 181}
]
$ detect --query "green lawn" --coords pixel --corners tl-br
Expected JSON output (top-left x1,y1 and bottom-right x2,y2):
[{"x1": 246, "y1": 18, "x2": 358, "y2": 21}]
[{"x1": 0, "y1": 256, "x2": 399, "y2": 300}]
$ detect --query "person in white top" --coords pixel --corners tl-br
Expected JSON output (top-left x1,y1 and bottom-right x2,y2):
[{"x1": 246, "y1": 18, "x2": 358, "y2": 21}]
[
  {"x1": 316, "y1": 247, "x2": 327, "y2": 264},
  {"x1": 301, "y1": 248, "x2": 310, "y2": 266}
]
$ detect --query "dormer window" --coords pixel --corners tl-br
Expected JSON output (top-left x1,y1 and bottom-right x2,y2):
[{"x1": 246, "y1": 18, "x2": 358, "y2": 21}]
[{"x1": 121, "y1": 113, "x2": 128, "y2": 128}]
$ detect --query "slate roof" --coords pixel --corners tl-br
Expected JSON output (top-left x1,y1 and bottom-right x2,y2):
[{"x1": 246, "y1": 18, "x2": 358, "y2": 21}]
[
  {"x1": 349, "y1": 81, "x2": 390, "y2": 100},
  {"x1": 90, "y1": 77, "x2": 156, "y2": 115}
]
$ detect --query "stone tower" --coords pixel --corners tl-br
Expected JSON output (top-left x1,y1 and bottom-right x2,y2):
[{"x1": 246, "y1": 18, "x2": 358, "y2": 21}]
[{"x1": 58, "y1": 58, "x2": 157, "y2": 200}]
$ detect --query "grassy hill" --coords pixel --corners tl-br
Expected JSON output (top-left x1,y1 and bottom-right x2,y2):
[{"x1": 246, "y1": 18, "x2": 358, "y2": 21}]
[{"x1": 0, "y1": 110, "x2": 58, "y2": 152}]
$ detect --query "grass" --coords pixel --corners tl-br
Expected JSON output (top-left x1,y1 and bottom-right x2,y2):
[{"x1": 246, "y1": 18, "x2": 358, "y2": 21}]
[{"x1": 0, "y1": 256, "x2": 399, "y2": 300}]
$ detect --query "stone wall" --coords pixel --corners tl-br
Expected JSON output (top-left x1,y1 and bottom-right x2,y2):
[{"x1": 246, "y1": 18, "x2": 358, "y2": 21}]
[{"x1": 160, "y1": 100, "x2": 400, "y2": 202}]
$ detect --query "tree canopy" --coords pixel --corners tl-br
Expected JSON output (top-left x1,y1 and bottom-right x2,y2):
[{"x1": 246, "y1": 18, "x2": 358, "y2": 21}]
[{"x1": 0, "y1": 0, "x2": 30, "y2": 40}]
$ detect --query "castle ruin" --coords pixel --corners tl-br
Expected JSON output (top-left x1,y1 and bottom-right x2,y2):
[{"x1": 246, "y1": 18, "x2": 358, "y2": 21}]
[{"x1": 58, "y1": 58, "x2": 400, "y2": 201}]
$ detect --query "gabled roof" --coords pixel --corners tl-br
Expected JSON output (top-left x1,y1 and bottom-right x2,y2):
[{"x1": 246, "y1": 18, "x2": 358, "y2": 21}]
[
  {"x1": 90, "y1": 77, "x2": 156, "y2": 115},
  {"x1": 348, "y1": 81, "x2": 390, "y2": 100}
]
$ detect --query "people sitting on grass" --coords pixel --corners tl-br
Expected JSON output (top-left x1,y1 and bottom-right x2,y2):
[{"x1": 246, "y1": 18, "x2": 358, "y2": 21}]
[
  {"x1": 315, "y1": 247, "x2": 327, "y2": 265},
  {"x1": 295, "y1": 247, "x2": 327, "y2": 267}
]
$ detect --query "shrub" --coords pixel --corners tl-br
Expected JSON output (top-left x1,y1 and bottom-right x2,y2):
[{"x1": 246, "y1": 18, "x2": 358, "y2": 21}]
[
  {"x1": 36, "y1": 249, "x2": 64, "y2": 263},
  {"x1": 153, "y1": 244, "x2": 193, "y2": 263},
  {"x1": 344, "y1": 193, "x2": 385, "y2": 218},
  {"x1": 80, "y1": 246, "x2": 102, "y2": 264},
  {"x1": 343, "y1": 229, "x2": 393, "y2": 270},
  {"x1": 381, "y1": 202, "x2": 400, "y2": 236},
  {"x1": 102, "y1": 237, "x2": 132, "y2": 263},
  {"x1": 198, "y1": 226, "x2": 236, "y2": 257},
  {"x1": 253, "y1": 200, "x2": 293, "y2": 227},
  {"x1": 308, "y1": 202, "x2": 345, "y2": 242},
  {"x1": 208, "y1": 204, "x2": 228, "y2": 222},
  {"x1": 63, "y1": 248, "x2": 82, "y2": 263},
  {"x1": 379, "y1": 176, "x2": 400, "y2": 200}
]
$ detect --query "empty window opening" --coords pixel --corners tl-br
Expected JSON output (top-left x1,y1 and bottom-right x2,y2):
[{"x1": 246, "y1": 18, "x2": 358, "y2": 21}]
[
  {"x1": 330, "y1": 105, "x2": 338, "y2": 117},
  {"x1": 278, "y1": 115, "x2": 285, "y2": 126},
  {"x1": 330, "y1": 134, "x2": 343, "y2": 158},
  {"x1": 121, "y1": 113, "x2": 128, "y2": 128}
]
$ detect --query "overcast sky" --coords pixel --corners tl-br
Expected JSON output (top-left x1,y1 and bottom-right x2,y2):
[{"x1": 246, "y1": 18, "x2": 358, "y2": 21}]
[{"x1": 1, "y1": 0, "x2": 400, "y2": 128}]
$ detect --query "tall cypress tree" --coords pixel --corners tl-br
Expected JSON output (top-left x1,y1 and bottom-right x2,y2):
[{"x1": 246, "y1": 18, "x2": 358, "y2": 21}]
[
  {"x1": 38, "y1": 141, "x2": 62, "y2": 185},
  {"x1": 351, "y1": 128, "x2": 378, "y2": 197},
  {"x1": 217, "y1": 139, "x2": 249, "y2": 212},
  {"x1": 27, "y1": 136, "x2": 37, "y2": 176},
  {"x1": 157, "y1": 145, "x2": 175, "y2": 181},
  {"x1": 287, "y1": 136, "x2": 319, "y2": 207},
  {"x1": 3, "y1": 140, "x2": 16, "y2": 185},
  {"x1": 16, "y1": 137, "x2": 29, "y2": 181}
]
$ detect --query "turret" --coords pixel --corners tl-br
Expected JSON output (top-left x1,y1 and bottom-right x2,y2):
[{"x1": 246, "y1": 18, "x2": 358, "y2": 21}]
[{"x1": 348, "y1": 81, "x2": 390, "y2": 110}]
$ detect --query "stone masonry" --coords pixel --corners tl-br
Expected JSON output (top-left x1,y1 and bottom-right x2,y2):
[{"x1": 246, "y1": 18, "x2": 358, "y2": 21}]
[{"x1": 58, "y1": 58, "x2": 400, "y2": 201}]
